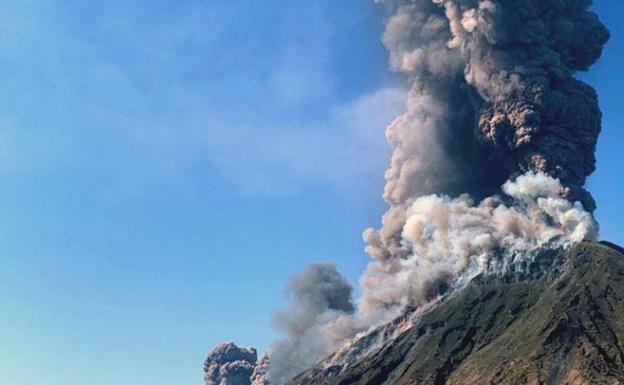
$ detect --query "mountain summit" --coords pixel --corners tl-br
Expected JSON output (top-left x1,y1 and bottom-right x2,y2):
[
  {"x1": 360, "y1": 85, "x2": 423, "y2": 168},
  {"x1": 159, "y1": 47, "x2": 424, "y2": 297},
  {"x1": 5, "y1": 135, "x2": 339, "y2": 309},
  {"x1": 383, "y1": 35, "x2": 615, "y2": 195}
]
[{"x1": 287, "y1": 242, "x2": 624, "y2": 385}]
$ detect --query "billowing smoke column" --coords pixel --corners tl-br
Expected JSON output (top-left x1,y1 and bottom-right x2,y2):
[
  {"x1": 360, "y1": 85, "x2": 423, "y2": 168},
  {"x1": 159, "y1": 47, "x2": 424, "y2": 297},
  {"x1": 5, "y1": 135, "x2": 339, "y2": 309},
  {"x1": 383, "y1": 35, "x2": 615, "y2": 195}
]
[
  {"x1": 366, "y1": 0, "x2": 609, "y2": 262},
  {"x1": 206, "y1": 1, "x2": 609, "y2": 384},
  {"x1": 357, "y1": 0, "x2": 608, "y2": 324}
]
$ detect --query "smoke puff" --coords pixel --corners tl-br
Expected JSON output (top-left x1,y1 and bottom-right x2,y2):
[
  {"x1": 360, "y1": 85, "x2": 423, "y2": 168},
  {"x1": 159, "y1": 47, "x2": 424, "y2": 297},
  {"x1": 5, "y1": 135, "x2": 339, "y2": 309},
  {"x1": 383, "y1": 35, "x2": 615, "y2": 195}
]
[
  {"x1": 256, "y1": 264, "x2": 356, "y2": 385},
  {"x1": 204, "y1": 343, "x2": 257, "y2": 385},
  {"x1": 272, "y1": 263, "x2": 354, "y2": 333}
]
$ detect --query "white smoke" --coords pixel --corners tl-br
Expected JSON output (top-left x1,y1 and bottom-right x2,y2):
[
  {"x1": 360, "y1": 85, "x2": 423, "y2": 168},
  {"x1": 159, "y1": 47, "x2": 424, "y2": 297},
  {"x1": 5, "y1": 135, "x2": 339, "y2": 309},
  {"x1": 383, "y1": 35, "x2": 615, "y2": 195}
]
[{"x1": 359, "y1": 172, "x2": 597, "y2": 323}]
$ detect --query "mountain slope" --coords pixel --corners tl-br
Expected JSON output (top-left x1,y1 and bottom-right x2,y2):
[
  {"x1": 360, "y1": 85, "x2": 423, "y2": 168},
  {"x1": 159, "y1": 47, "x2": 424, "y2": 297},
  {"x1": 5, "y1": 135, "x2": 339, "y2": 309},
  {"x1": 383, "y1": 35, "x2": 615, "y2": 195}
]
[{"x1": 289, "y1": 242, "x2": 624, "y2": 385}]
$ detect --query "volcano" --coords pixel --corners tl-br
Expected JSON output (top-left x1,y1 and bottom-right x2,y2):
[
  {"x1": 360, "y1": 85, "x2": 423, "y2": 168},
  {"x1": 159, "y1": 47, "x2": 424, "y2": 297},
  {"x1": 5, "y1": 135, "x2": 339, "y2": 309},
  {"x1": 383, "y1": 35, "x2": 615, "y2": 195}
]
[{"x1": 204, "y1": 1, "x2": 615, "y2": 383}]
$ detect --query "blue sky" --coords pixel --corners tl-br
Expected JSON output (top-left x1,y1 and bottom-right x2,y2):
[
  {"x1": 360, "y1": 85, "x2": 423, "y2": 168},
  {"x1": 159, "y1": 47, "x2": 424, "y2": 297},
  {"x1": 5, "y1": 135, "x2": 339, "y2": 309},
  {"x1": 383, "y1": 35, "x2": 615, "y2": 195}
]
[{"x1": 0, "y1": 1, "x2": 621, "y2": 385}]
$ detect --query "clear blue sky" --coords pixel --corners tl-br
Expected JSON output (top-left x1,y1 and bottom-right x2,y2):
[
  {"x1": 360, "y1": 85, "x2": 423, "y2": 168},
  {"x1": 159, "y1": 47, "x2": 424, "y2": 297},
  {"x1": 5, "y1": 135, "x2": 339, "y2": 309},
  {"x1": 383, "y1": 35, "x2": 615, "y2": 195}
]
[{"x1": 0, "y1": 1, "x2": 621, "y2": 385}]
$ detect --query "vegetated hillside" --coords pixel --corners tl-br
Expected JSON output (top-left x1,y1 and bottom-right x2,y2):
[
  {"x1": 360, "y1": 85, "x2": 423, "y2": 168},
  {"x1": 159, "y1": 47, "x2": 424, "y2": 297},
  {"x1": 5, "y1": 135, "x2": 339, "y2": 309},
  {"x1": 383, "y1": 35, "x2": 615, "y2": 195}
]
[{"x1": 290, "y1": 242, "x2": 624, "y2": 385}]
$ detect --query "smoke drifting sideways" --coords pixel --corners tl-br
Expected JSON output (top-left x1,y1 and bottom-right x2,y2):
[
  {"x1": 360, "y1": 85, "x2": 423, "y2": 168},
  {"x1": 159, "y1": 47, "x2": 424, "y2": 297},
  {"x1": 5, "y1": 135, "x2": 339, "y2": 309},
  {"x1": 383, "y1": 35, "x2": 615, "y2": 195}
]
[{"x1": 206, "y1": 1, "x2": 609, "y2": 384}]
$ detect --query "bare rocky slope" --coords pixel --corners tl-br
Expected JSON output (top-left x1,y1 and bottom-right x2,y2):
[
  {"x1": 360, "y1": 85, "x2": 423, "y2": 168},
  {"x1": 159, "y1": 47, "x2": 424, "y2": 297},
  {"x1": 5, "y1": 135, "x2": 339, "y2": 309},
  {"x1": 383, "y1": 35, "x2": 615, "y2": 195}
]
[{"x1": 289, "y1": 242, "x2": 624, "y2": 385}]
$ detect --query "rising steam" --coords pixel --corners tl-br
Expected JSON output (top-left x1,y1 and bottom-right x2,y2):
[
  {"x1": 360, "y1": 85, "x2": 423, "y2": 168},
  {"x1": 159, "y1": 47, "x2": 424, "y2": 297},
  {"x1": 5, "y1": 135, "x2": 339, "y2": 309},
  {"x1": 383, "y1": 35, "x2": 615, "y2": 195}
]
[{"x1": 206, "y1": 1, "x2": 609, "y2": 384}]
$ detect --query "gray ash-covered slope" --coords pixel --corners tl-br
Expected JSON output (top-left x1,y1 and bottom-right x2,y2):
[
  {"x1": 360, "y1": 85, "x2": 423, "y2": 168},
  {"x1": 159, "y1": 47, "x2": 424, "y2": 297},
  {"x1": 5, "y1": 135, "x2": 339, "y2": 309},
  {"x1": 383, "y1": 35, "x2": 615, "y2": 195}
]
[{"x1": 290, "y1": 242, "x2": 624, "y2": 385}]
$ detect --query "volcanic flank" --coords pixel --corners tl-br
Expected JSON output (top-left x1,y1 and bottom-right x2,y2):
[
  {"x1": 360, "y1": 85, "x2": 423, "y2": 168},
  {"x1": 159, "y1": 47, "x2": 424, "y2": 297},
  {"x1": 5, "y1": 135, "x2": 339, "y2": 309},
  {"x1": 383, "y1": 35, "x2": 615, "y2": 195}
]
[
  {"x1": 289, "y1": 242, "x2": 624, "y2": 385},
  {"x1": 205, "y1": 1, "x2": 613, "y2": 384}
]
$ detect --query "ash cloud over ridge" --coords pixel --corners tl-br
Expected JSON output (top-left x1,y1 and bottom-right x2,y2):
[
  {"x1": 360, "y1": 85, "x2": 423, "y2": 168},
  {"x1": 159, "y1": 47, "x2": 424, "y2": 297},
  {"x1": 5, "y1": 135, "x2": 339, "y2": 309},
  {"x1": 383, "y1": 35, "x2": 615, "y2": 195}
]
[{"x1": 206, "y1": 1, "x2": 609, "y2": 384}]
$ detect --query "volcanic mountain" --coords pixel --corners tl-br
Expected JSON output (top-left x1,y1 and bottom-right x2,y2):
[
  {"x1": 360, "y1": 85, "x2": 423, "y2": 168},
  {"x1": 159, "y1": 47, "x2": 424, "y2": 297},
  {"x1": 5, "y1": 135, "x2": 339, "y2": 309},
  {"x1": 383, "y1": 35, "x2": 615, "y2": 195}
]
[{"x1": 286, "y1": 241, "x2": 624, "y2": 385}]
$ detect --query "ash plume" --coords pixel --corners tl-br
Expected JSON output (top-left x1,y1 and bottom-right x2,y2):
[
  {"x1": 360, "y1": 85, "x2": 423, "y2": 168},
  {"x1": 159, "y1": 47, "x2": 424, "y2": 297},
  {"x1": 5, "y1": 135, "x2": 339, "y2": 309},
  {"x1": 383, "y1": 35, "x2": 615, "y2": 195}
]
[
  {"x1": 366, "y1": 0, "x2": 609, "y2": 262},
  {"x1": 210, "y1": 1, "x2": 610, "y2": 384},
  {"x1": 358, "y1": 0, "x2": 608, "y2": 336},
  {"x1": 360, "y1": 0, "x2": 609, "y2": 328}
]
